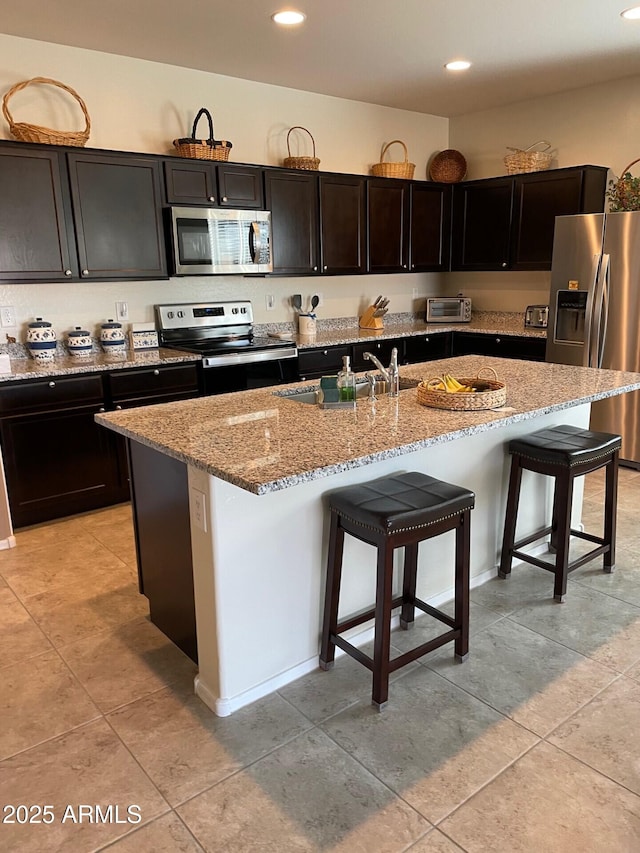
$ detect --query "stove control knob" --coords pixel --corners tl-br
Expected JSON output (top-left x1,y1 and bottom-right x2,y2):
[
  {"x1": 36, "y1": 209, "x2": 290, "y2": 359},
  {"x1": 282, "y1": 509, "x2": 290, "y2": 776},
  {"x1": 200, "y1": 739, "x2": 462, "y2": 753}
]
[
  {"x1": 241, "y1": 307, "x2": 247, "y2": 313},
  {"x1": 232, "y1": 307, "x2": 239, "y2": 314},
  {"x1": 177, "y1": 310, "x2": 185, "y2": 318},
  {"x1": 167, "y1": 311, "x2": 174, "y2": 319}
]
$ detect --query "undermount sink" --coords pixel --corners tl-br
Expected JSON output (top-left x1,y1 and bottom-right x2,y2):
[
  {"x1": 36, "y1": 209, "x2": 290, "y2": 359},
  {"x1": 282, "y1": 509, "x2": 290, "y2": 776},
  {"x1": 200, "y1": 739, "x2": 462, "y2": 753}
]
[{"x1": 276, "y1": 376, "x2": 419, "y2": 405}]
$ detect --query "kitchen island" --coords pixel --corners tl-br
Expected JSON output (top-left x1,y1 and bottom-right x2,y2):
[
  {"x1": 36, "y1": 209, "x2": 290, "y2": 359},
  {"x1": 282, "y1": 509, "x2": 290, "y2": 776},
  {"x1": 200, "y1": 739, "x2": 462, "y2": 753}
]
[{"x1": 96, "y1": 355, "x2": 640, "y2": 715}]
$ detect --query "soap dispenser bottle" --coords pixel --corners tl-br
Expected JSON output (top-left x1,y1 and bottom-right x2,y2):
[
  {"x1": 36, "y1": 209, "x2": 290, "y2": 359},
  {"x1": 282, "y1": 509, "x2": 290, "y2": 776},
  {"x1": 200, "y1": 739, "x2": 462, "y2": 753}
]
[
  {"x1": 388, "y1": 347, "x2": 399, "y2": 397},
  {"x1": 337, "y1": 355, "x2": 356, "y2": 402}
]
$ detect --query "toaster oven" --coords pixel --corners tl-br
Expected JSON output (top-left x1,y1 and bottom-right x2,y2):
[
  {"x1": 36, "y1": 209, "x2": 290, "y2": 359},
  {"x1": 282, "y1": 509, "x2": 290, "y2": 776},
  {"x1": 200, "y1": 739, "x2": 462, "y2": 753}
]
[{"x1": 426, "y1": 296, "x2": 472, "y2": 323}]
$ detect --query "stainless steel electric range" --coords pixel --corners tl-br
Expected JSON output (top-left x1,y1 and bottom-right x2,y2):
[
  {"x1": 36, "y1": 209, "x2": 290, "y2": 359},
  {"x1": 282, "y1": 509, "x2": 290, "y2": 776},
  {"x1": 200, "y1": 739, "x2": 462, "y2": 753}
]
[{"x1": 155, "y1": 301, "x2": 298, "y2": 395}]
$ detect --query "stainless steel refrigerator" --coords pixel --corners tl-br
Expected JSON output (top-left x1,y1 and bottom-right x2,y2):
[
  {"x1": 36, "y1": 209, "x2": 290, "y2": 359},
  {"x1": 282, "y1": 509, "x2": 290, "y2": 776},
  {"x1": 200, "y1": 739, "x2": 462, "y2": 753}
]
[{"x1": 546, "y1": 211, "x2": 640, "y2": 467}]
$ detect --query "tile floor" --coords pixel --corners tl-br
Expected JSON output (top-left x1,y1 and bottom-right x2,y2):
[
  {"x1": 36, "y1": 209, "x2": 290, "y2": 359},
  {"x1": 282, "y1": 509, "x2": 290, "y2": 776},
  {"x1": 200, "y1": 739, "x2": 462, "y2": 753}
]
[{"x1": 1, "y1": 469, "x2": 640, "y2": 851}]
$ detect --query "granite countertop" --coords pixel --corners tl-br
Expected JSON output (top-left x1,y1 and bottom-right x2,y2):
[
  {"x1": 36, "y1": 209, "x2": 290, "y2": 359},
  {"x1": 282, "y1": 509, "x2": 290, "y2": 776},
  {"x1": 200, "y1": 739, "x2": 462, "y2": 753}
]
[
  {"x1": 95, "y1": 354, "x2": 640, "y2": 496},
  {"x1": 0, "y1": 347, "x2": 200, "y2": 383},
  {"x1": 263, "y1": 311, "x2": 547, "y2": 349}
]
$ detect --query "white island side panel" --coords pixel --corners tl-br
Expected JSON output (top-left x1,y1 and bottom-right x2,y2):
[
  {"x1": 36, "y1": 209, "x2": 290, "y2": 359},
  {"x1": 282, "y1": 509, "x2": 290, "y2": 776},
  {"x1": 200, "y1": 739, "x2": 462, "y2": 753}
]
[{"x1": 189, "y1": 404, "x2": 589, "y2": 717}]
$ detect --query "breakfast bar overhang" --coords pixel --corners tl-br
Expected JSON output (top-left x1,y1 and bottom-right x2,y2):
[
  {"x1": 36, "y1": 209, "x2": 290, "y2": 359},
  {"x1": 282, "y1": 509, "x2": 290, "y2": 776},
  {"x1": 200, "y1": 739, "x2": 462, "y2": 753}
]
[{"x1": 96, "y1": 355, "x2": 640, "y2": 716}]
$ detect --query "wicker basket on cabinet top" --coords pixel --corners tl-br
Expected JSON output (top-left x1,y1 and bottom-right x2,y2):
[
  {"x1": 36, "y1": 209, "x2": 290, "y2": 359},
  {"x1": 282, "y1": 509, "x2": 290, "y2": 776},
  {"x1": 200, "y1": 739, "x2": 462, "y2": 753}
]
[
  {"x1": 504, "y1": 141, "x2": 552, "y2": 175},
  {"x1": 283, "y1": 126, "x2": 320, "y2": 170},
  {"x1": 2, "y1": 77, "x2": 91, "y2": 146},
  {"x1": 429, "y1": 149, "x2": 467, "y2": 183},
  {"x1": 371, "y1": 140, "x2": 415, "y2": 179}
]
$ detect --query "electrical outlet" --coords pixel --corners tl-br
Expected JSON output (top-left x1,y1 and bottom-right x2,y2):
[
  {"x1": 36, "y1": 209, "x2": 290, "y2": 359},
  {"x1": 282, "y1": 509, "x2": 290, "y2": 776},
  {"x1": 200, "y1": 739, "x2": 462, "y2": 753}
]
[
  {"x1": 265, "y1": 294, "x2": 276, "y2": 311},
  {"x1": 115, "y1": 301, "x2": 129, "y2": 322},
  {"x1": 191, "y1": 488, "x2": 207, "y2": 532},
  {"x1": 0, "y1": 306, "x2": 16, "y2": 327}
]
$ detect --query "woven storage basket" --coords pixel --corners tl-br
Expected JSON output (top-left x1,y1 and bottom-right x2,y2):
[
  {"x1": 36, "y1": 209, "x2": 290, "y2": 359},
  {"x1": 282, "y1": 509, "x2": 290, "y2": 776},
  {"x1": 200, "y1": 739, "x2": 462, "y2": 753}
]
[
  {"x1": 173, "y1": 108, "x2": 232, "y2": 161},
  {"x1": 429, "y1": 149, "x2": 467, "y2": 183},
  {"x1": 2, "y1": 77, "x2": 90, "y2": 146},
  {"x1": 417, "y1": 367, "x2": 506, "y2": 411},
  {"x1": 283, "y1": 126, "x2": 320, "y2": 170},
  {"x1": 371, "y1": 140, "x2": 415, "y2": 179},
  {"x1": 504, "y1": 141, "x2": 552, "y2": 175}
]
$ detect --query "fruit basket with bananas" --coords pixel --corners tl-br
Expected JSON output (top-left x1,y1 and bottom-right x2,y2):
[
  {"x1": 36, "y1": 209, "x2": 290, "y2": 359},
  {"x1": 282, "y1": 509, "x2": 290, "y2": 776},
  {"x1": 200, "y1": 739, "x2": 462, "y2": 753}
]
[{"x1": 416, "y1": 367, "x2": 506, "y2": 411}]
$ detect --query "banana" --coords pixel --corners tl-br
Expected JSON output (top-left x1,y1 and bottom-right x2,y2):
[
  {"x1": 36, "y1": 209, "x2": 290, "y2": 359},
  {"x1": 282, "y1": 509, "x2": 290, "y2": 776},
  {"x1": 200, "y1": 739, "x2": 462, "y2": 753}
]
[{"x1": 444, "y1": 373, "x2": 466, "y2": 392}]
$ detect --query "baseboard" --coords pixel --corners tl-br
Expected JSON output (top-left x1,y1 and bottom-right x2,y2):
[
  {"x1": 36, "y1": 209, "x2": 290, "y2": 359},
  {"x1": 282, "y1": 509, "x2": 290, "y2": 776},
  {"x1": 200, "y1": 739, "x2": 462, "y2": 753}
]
[{"x1": 0, "y1": 535, "x2": 16, "y2": 550}]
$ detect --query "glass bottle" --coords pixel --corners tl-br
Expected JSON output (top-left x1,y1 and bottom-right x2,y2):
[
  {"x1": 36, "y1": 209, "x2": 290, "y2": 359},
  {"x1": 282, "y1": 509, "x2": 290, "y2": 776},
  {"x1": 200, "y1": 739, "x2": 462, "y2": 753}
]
[
  {"x1": 388, "y1": 347, "x2": 399, "y2": 397},
  {"x1": 337, "y1": 355, "x2": 356, "y2": 402}
]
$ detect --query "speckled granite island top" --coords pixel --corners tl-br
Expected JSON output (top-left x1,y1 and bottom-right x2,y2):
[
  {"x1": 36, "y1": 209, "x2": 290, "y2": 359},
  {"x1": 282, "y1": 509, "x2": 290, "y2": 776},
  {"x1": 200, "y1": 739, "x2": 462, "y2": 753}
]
[{"x1": 95, "y1": 355, "x2": 640, "y2": 496}]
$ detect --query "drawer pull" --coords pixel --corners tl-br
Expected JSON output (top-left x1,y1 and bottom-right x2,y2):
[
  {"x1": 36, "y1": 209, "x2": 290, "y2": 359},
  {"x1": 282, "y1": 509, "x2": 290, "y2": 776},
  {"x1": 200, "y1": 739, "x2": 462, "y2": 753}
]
[
  {"x1": 115, "y1": 405, "x2": 122, "y2": 410},
  {"x1": 48, "y1": 381, "x2": 55, "y2": 388},
  {"x1": 99, "y1": 407, "x2": 105, "y2": 412},
  {"x1": 64, "y1": 269, "x2": 72, "y2": 277},
  {"x1": 222, "y1": 196, "x2": 228, "y2": 202},
  {"x1": 153, "y1": 369, "x2": 160, "y2": 376},
  {"x1": 81, "y1": 269, "x2": 89, "y2": 276},
  {"x1": 208, "y1": 196, "x2": 215, "y2": 202}
]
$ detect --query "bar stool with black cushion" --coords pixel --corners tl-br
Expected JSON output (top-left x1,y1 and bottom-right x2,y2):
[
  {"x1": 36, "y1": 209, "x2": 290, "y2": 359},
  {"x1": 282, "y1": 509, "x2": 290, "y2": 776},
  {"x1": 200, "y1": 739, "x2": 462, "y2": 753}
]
[
  {"x1": 319, "y1": 471, "x2": 475, "y2": 709},
  {"x1": 499, "y1": 424, "x2": 621, "y2": 602}
]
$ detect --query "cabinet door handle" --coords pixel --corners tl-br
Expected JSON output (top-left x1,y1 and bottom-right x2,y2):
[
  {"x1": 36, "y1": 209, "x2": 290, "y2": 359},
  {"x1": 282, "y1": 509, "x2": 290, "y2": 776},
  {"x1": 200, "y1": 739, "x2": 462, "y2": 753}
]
[
  {"x1": 208, "y1": 196, "x2": 215, "y2": 202},
  {"x1": 81, "y1": 269, "x2": 89, "y2": 276},
  {"x1": 48, "y1": 381, "x2": 56, "y2": 388},
  {"x1": 313, "y1": 266, "x2": 318, "y2": 271},
  {"x1": 323, "y1": 265, "x2": 328, "y2": 271},
  {"x1": 496, "y1": 338, "x2": 501, "y2": 343},
  {"x1": 153, "y1": 369, "x2": 160, "y2": 376},
  {"x1": 222, "y1": 196, "x2": 228, "y2": 202},
  {"x1": 99, "y1": 407, "x2": 105, "y2": 412},
  {"x1": 115, "y1": 404, "x2": 122, "y2": 410},
  {"x1": 64, "y1": 269, "x2": 72, "y2": 277},
  {"x1": 501, "y1": 262, "x2": 507, "y2": 268},
  {"x1": 403, "y1": 264, "x2": 407, "y2": 269}
]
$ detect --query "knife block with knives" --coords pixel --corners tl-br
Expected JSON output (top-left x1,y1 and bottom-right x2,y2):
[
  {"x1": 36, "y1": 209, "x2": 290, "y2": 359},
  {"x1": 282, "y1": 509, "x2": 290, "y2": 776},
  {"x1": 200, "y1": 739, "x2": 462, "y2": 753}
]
[{"x1": 359, "y1": 296, "x2": 389, "y2": 329}]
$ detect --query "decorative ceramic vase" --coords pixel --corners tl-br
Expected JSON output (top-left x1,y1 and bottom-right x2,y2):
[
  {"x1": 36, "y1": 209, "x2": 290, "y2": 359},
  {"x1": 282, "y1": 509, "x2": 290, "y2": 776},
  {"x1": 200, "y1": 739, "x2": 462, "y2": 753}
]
[
  {"x1": 27, "y1": 318, "x2": 57, "y2": 362},
  {"x1": 100, "y1": 320, "x2": 126, "y2": 354},
  {"x1": 67, "y1": 326, "x2": 93, "y2": 357}
]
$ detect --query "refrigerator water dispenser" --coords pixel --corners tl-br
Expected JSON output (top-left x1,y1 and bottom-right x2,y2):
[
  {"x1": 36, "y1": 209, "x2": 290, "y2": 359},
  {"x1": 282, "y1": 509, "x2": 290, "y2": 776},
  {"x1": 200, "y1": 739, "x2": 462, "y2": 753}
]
[{"x1": 554, "y1": 290, "x2": 587, "y2": 344}]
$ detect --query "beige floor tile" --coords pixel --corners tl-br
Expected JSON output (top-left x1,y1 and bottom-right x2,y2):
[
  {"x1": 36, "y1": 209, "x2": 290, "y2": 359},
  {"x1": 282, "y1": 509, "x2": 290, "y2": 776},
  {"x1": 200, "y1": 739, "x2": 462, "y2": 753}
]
[
  {"x1": 178, "y1": 728, "x2": 429, "y2": 853},
  {"x1": 1, "y1": 537, "x2": 129, "y2": 599},
  {"x1": 548, "y1": 676, "x2": 640, "y2": 795},
  {"x1": 97, "y1": 812, "x2": 202, "y2": 852},
  {"x1": 91, "y1": 521, "x2": 138, "y2": 567},
  {"x1": 108, "y1": 684, "x2": 311, "y2": 806},
  {"x1": 11, "y1": 514, "x2": 91, "y2": 550},
  {"x1": 59, "y1": 617, "x2": 197, "y2": 712},
  {"x1": 79, "y1": 502, "x2": 133, "y2": 530},
  {"x1": 408, "y1": 830, "x2": 465, "y2": 852},
  {"x1": 627, "y1": 661, "x2": 640, "y2": 683},
  {"x1": 0, "y1": 719, "x2": 169, "y2": 853},
  {"x1": 0, "y1": 649, "x2": 99, "y2": 760},
  {"x1": 0, "y1": 586, "x2": 52, "y2": 668},
  {"x1": 439, "y1": 741, "x2": 640, "y2": 853},
  {"x1": 23, "y1": 570, "x2": 149, "y2": 647}
]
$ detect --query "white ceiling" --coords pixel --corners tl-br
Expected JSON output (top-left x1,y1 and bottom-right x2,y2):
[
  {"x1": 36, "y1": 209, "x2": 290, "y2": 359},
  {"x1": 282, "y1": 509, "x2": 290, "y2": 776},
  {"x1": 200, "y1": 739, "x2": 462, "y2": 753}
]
[{"x1": 2, "y1": 0, "x2": 640, "y2": 117}]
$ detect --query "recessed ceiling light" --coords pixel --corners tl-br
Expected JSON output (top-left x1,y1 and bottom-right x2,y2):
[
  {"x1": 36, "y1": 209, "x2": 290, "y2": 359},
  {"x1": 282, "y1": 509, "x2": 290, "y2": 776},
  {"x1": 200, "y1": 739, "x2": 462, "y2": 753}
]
[
  {"x1": 272, "y1": 9, "x2": 306, "y2": 25},
  {"x1": 621, "y1": 5, "x2": 640, "y2": 19},
  {"x1": 445, "y1": 60, "x2": 472, "y2": 72}
]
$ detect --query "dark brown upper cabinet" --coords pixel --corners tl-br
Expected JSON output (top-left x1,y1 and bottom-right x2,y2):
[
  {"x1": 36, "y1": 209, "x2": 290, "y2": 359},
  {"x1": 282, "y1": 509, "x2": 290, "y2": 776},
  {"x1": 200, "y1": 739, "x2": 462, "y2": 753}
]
[
  {"x1": 451, "y1": 166, "x2": 608, "y2": 272},
  {"x1": 0, "y1": 146, "x2": 77, "y2": 282},
  {"x1": 511, "y1": 168, "x2": 607, "y2": 270},
  {"x1": 410, "y1": 182, "x2": 452, "y2": 272},
  {"x1": 319, "y1": 174, "x2": 366, "y2": 274},
  {"x1": 265, "y1": 169, "x2": 319, "y2": 275},
  {"x1": 164, "y1": 160, "x2": 264, "y2": 208},
  {"x1": 367, "y1": 178, "x2": 410, "y2": 273},
  {"x1": 67, "y1": 152, "x2": 167, "y2": 280},
  {"x1": 451, "y1": 177, "x2": 514, "y2": 271}
]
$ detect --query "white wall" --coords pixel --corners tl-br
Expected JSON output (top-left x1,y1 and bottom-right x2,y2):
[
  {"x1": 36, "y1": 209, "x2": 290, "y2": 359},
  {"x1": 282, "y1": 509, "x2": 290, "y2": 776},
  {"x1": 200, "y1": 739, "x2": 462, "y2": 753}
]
[
  {"x1": 0, "y1": 34, "x2": 448, "y2": 337},
  {"x1": 446, "y1": 75, "x2": 640, "y2": 312}
]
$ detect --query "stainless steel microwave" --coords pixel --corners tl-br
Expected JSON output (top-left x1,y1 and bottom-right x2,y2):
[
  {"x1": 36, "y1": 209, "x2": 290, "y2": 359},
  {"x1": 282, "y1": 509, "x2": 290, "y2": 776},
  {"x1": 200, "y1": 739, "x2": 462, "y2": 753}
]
[
  {"x1": 170, "y1": 207, "x2": 272, "y2": 275},
  {"x1": 425, "y1": 296, "x2": 472, "y2": 323}
]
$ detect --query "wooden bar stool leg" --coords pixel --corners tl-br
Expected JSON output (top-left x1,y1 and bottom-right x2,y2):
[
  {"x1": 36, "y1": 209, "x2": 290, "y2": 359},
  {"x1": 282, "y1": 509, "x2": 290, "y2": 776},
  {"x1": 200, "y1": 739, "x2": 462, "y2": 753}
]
[
  {"x1": 499, "y1": 455, "x2": 523, "y2": 579},
  {"x1": 455, "y1": 509, "x2": 471, "y2": 661},
  {"x1": 319, "y1": 512, "x2": 344, "y2": 670},
  {"x1": 400, "y1": 542, "x2": 419, "y2": 629},
  {"x1": 371, "y1": 539, "x2": 394, "y2": 710},
  {"x1": 603, "y1": 451, "x2": 619, "y2": 573},
  {"x1": 552, "y1": 473, "x2": 573, "y2": 602}
]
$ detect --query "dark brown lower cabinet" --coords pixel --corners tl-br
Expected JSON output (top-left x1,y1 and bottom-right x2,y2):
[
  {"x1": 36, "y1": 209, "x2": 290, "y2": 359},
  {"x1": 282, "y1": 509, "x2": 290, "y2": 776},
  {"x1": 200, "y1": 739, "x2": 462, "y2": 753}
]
[
  {"x1": 452, "y1": 332, "x2": 546, "y2": 361},
  {"x1": 128, "y1": 440, "x2": 197, "y2": 662},
  {"x1": 0, "y1": 375, "x2": 121, "y2": 528}
]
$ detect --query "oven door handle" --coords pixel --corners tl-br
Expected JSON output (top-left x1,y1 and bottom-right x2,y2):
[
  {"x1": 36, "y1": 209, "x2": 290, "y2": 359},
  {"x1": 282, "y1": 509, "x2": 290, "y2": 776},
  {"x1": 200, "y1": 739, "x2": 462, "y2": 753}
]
[{"x1": 249, "y1": 222, "x2": 262, "y2": 264}]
